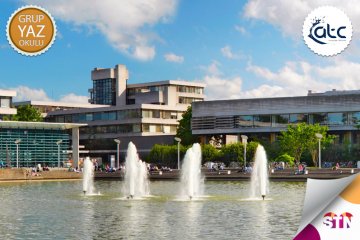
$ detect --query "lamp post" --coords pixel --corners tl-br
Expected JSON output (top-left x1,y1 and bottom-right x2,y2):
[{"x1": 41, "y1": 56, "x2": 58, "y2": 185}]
[
  {"x1": 114, "y1": 139, "x2": 121, "y2": 169},
  {"x1": 315, "y1": 133, "x2": 323, "y2": 168},
  {"x1": 241, "y1": 135, "x2": 248, "y2": 172},
  {"x1": 14, "y1": 139, "x2": 21, "y2": 168},
  {"x1": 56, "y1": 140, "x2": 63, "y2": 168},
  {"x1": 174, "y1": 137, "x2": 181, "y2": 169}
]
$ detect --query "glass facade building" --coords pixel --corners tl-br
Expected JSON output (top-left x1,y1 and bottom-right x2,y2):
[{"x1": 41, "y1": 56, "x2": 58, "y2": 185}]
[
  {"x1": 0, "y1": 128, "x2": 70, "y2": 167},
  {"x1": 91, "y1": 78, "x2": 116, "y2": 105},
  {"x1": 192, "y1": 90, "x2": 360, "y2": 145},
  {"x1": 0, "y1": 122, "x2": 85, "y2": 168}
]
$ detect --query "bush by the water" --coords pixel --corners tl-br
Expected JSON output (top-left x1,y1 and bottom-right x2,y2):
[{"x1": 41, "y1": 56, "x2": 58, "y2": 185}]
[
  {"x1": 147, "y1": 142, "x2": 260, "y2": 168},
  {"x1": 147, "y1": 144, "x2": 188, "y2": 168},
  {"x1": 274, "y1": 153, "x2": 295, "y2": 167}
]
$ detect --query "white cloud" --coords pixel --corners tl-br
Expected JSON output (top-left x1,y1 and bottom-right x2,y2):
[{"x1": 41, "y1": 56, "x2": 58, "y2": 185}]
[
  {"x1": 199, "y1": 59, "x2": 360, "y2": 100},
  {"x1": 243, "y1": 0, "x2": 360, "y2": 38},
  {"x1": 202, "y1": 75, "x2": 243, "y2": 100},
  {"x1": 221, "y1": 45, "x2": 241, "y2": 59},
  {"x1": 164, "y1": 52, "x2": 184, "y2": 63},
  {"x1": 199, "y1": 61, "x2": 222, "y2": 76},
  {"x1": 246, "y1": 59, "x2": 360, "y2": 97},
  {"x1": 11, "y1": 85, "x2": 89, "y2": 103},
  {"x1": 12, "y1": 86, "x2": 52, "y2": 102},
  {"x1": 59, "y1": 93, "x2": 89, "y2": 103},
  {"x1": 25, "y1": 0, "x2": 178, "y2": 61}
]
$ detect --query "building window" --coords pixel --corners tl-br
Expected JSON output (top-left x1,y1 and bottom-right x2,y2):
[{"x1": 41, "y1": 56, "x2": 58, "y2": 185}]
[
  {"x1": 0, "y1": 98, "x2": 10, "y2": 108},
  {"x1": 64, "y1": 115, "x2": 72, "y2": 123},
  {"x1": 253, "y1": 115, "x2": 271, "y2": 127},
  {"x1": 108, "y1": 112, "x2": 117, "y2": 121},
  {"x1": 177, "y1": 86, "x2": 203, "y2": 94},
  {"x1": 274, "y1": 114, "x2": 289, "y2": 127},
  {"x1": 236, "y1": 116, "x2": 253, "y2": 128},
  {"x1": 350, "y1": 112, "x2": 360, "y2": 125},
  {"x1": 92, "y1": 78, "x2": 116, "y2": 105},
  {"x1": 289, "y1": 114, "x2": 308, "y2": 124},
  {"x1": 118, "y1": 109, "x2": 141, "y2": 120},
  {"x1": 85, "y1": 113, "x2": 93, "y2": 121},
  {"x1": 311, "y1": 113, "x2": 327, "y2": 125},
  {"x1": 328, "y1": 113, "x2": 347, "y2": 125},
  {"x1": 179, "y1": 97, "x2": 202, "y2": 104},
  {"x1": 142, "y1": 124, "x2": 177, "y2": 133},
  {"x1": 93, "y1": 113, "x2": 102, "y2": 121}
]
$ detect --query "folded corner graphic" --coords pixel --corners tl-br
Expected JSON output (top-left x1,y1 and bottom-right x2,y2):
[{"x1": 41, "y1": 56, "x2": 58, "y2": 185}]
[{"x1": 294, "y1": 173, "x2": 360, "y2": 240}]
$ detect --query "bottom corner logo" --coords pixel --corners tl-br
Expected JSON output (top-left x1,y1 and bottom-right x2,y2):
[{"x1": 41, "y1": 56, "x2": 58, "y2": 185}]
[{"x1": 323, "y1": 212, "x2": 353, "y2": 229}]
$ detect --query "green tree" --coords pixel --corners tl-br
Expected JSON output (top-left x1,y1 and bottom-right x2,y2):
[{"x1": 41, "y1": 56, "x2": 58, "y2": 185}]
[
  {"x1": 201, "y1": 144, "x2": 219, "y2": 163},
  {"x1": 147, "y1": 144, "x2": 188, "y2": 168},
  {"x1": 220, "y1": 143, "x2": 244, "y2": 166},
  {"x1": 279, "y1": 123, "x2": 333, "y2": 165},
  {"x1": 306, "y1": 124, "x2": 334, "y2": 167},
  {"x1": 274, "y1": 153, "x2": 295, "y2": 167},
  {"x1": 176, "y1": 106, "x2": 198, "y2": 145},
  {"x1": 11, "y1": 105, "x2": 43, "y2": 122}
]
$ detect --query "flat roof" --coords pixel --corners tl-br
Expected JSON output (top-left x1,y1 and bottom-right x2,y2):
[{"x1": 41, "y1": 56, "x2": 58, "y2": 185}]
[
  {"x1": 14, "y1": 100, "x2": 109, "y2": 108},
  {"x1": 128, "y1": 80, "x2": 205, "y2": 88},
  {"x1": 0, "y1": 121, "x2": 87, "y2": 130},
  {"x1": 0, "y1": 89, "x2": 16, "y2": 97}
]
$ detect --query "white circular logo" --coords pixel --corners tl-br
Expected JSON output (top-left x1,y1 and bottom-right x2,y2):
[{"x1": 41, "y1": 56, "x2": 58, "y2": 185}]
[{"x1": 303, "y1": 6, "x2": 352, "y2": 56}]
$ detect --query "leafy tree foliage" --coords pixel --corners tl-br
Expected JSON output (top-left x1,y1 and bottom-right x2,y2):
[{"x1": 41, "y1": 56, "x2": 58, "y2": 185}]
[
  {"x1": 147, "y1": 144, "x2": 188, "y2": 168},
  {"x1": 279, "y1": 123, "x2": 334, "y2": 166},
  {"x1": 175, "y1": 106, "x2": 198, "y2": 146},
  {"x1": 201, "y1": 144, "x2": 220, "y2": 163},
  {"x1": 274, "y1": 153, "x2": 295, "y2": 167},
  {"x1": 9, "y1": 105, "x2": 43, "y2": 122}
]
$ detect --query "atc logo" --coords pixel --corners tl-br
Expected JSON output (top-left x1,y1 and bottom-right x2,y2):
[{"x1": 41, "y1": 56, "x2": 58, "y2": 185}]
[
  {"x1": 323, "y1": 212, "x2": 353, "y2": 229},
  {"x1": 303, "y1": 6, "x2": 352, "y2": 56}
]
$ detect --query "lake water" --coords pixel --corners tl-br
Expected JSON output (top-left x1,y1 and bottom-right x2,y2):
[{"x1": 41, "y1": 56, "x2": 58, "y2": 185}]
[{"x1": 0, "y1": 180, "x2": 305, "y2": 240}]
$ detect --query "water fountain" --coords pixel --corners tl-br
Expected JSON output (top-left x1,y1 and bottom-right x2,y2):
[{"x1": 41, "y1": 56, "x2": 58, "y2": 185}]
[
  {"x1": 83, "y1": 157, "x2": 95, "y2": 195},
  {"x1": 180, "y1": 143, "x2": 204, "y2": 200},
  {"x1": 123, "y1": 142, "x2": 150, "y2": 199},
  {"x1": 250, "y1": 145, "x2": 269, "y2": 200}
]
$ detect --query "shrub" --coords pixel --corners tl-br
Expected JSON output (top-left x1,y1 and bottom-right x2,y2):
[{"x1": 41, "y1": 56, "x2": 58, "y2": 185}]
[
  {"x1": 274, "y1": 153, "x2": 295, "y2": 167},
  {"x1": 201, "y1": 144, "x2": 219, "y2": 163}
]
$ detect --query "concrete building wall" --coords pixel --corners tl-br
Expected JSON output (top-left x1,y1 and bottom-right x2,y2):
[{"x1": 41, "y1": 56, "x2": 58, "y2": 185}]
[
  {"x1": 192, "y1": 92, "x2": 360, "y2": 145},
  {"x1": 164, "y1": 85, "x2": 177, "y2": 106},
  {"x1": 91, "y1": 68, "x2": 114, "y2": 80},
  {"x1": 115, "y1": 64, "x2": 128, "y2": 106},
  {"x1": 0, "y1": 89, "x2": 17, "y2": 117},
  {"x1": 133, "y1": 91, "x2": 163, "y2": 104},
  {"x1": 193, "y1": 94, "x2": 360, "y2": 117}
]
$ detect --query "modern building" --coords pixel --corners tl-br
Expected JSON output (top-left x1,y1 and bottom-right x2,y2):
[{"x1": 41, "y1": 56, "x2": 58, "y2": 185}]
[
  {"x1": 14, "y1": 100, "x2": 109, "y2": 117},
  {"x1": 192, "y1": 89, "x2": 360, "y2": 145},
  {"x1": 0, "y1": 121, "x2": 86, "y2": 168},
  {"x1": 0, "y1": 89, "x2": 17, "y2": 119},
  {"x1": 47, "y1": 64, "x2": 205, "y2": 159}
]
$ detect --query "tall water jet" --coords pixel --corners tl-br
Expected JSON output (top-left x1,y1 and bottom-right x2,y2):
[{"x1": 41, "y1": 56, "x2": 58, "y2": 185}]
[
  {"x1": 180, "y1": 143, "x2": 204, "y2": 200},
  {"x1": 83, "y1": 157, "x2": 95, "y2": 195},
  {"x1": 250, "y1": 145, "x2": 269, "y2": 200},
  {"x1": 123, "y1": 142, "x2": 150, "y2": 198}
]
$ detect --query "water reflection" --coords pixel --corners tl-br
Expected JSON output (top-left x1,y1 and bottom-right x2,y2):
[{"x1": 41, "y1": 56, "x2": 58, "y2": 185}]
[{"x1": 0, "y1": 180, "x2": 305, "y2": 240}]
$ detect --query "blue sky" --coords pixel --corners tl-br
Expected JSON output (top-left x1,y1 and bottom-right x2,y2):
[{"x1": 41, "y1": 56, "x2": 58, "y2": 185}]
[{"x1": 1, "y1": 0, "x2": 360, "y2": 103}]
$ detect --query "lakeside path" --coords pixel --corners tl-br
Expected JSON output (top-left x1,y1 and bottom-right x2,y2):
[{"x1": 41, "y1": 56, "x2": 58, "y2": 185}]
[
  {"x1": 0, "y1": 168, "x2": 82, "y2": 182},
  {"x1": 1, "y1": 168, "x2": 359, "y2": 182}
]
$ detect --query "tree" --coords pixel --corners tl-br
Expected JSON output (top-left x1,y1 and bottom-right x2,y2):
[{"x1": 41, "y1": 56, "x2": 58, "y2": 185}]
[
  {"x1": 176, "y1": 106, "x2": 198, "y2": 145},
  {"x1": 274, "y1": 153, "x2": 295, "y2": 167},
  {"x1": 11, "y1": 105, "x2": 43, "y2": 122},
  {"x1": 279, "y1": 123, "x2": 334, "y2": 165},
  {"x1": 201, "y1": 144, "x2": 219, "y2": 163},
  {"x1": 306, "y1": 124, "x2": 334, "y2": 167}
]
